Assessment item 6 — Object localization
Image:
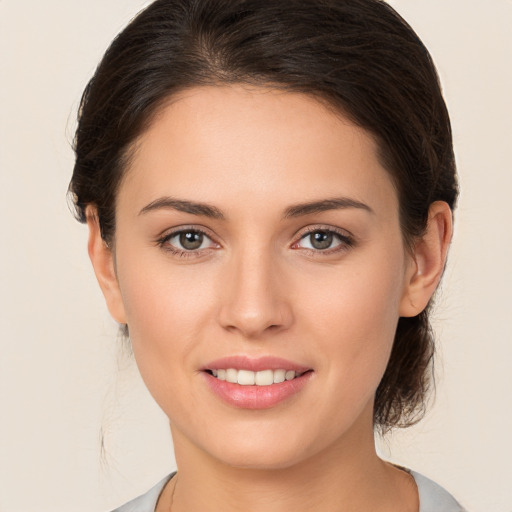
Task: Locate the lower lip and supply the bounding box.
[203,371,313,409]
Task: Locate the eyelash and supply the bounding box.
[292,226,355,256]
[156,225,355,258]
[156,227,218,258]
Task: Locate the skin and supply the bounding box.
[87,85,452,511]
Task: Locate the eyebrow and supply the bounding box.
[139,197,225,219]
[138,196,373,220]
[283,197,373,218]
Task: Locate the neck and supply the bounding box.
[162,411,418,512]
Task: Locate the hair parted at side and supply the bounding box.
[69,0,458,431]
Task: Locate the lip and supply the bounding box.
[203,355,310,373]
[201,356,313,409]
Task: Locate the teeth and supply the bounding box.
[237,370,255,385]
[255,369,273,386]
[226,368,238,383]
[211,368,300,385]
[285,370,296,381]
[273,369,286,383]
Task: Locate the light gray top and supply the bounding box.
[110,470,466,512]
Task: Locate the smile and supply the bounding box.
[208,368,304,386]
[202,357,313,409]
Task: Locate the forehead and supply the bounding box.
[120,85,398,218]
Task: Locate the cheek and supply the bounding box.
[118,244,217,328]
[113,231,407,443]
[298,248,406,402]
[114,252,219,395]
[301,249,404,341]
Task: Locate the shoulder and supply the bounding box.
[410,470,467,512]
[109,474,174,512]
[108,470,466,512]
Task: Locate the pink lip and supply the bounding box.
[203,355,310,373]
[201,356,313,410]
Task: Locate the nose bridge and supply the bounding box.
[218,240,292,337]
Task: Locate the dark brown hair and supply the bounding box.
[69,0,458,430]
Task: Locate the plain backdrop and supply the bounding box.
[1,1,511,511]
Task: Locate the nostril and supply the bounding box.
[217,286,294,337]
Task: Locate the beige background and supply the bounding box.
[1,1,511,511]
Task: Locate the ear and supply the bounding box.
[399,201,453,317]
[86,206,127,324]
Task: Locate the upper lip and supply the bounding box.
[203,355,311,373]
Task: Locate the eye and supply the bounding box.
[301,231,338,250]
[294,228,353,252]
[158,228,218,253]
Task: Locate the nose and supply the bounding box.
[217,246,293,339]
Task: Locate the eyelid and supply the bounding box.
[293,224,354,241]
[291,225,355,252]
[154,224,354,257]
[156,224,219,241]
[155,225,221,255]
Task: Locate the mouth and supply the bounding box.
[202,356,313,409]
[205,368,309,386]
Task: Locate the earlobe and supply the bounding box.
[399,201,453,317]
[86,207,127,324]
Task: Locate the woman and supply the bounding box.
[69,0,465,510]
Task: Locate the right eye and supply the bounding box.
[158,228,218,255]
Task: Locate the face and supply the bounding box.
[101,85,418,469]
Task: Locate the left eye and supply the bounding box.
[165,230,215,251]
[297,230,346,251]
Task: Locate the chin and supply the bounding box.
[214,447,309,471]
[199,426,324,471]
